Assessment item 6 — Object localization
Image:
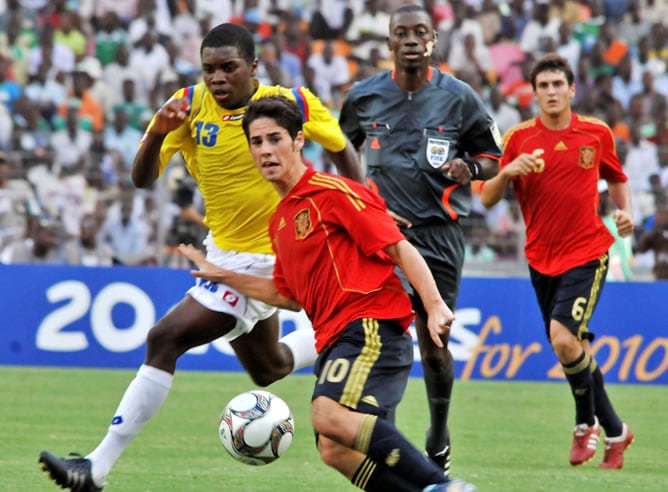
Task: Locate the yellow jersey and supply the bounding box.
[144,82,347,254]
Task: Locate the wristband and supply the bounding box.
[464,158,482,179]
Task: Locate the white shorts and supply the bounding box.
[187,234,278,342]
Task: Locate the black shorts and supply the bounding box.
[312,318,413,422]
[529,254,609,342]
[398,222,464,315]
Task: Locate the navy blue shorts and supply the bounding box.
[529,254,609,342]
[312,318,413,422]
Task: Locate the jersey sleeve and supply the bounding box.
[142,87,197,178]
[326,180,405,257]
[459,85,503,160]
[291,87,347,153]
[598,125,628,183]
[339,88,366,150]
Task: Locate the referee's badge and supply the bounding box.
[426,138,450,168]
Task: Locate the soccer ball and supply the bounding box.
[219,390,295,466]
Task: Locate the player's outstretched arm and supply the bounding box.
[480,151,540,208]
[324,138,365,184]
[177,244,302,311]
[383,240,454,348]
[132,97,190,188]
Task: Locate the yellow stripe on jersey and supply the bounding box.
[502,118,536,149]
[308,172,366,211]
[142,82,346,255]
[340,318,382,409]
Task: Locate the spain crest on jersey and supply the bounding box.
[579,146,595,169]
[294,209,313,239]
[426,138,450,168]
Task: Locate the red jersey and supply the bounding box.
[501,113,628,276]
[269,168,414,352]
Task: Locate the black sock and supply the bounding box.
[590,359,623,437]
[353,415,445,488]
[351,456,420,492]
[562,351,595,426]
[423,352,454,450]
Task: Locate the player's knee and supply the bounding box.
[316,438,341,468]
[311,398,345,440]
[146,321,178,352]
[246,366,287,387]
[421,347,451,371]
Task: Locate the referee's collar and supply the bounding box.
[391,65,434,82]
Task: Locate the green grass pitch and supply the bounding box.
[3,366,667,491]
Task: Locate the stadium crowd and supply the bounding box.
[0,0,667,279]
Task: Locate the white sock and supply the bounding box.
[87,364,173,485]
[279,329,317,371]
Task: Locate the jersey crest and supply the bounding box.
[294,209,313,239]
[426,138,450,168]
[579,146,595,169]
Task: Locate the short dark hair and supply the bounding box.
[530,54,575,89]
[200,23,255,63]
[242,96,303,140]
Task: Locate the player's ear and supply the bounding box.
[249,57,259,77]
[294,131,305,152]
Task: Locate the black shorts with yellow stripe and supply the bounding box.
[529,254,609,343]
[312,318,413,422]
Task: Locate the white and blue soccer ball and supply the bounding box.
[219,390,294,466]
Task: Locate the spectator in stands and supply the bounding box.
[24,62,67,124]
[346,0,391,63]
[308,0,354,40]
[618,1,651,47]
[0,54,23,113]
[256,37,294,87]
[2,213,60,264]
[75,211,113,266]
[94,11,128,67]
[307,40,350,108]
[115,78,151,132]
[104,106,144,172]
[51,100,93,174]
[612,54,642,111]
[487,82,521,136]
[0,9,35,86]
[28,26,75,78]
[278,12,311,67]
[14,99,53,169]
[624,122,660,226]
[98,188,153,266]
[103,43,148,106]
[464,215,497,263]
[635,192,668,280]
[520,1,560,57]
[499,0,529,42]
[448,31,493,86]
[556,21,581,75]
[77,56,115,116]
[0,152,42,261]
[476,0,502,46]
[128,29,171,103]
[53,9,87,61]
[58,65,105,132]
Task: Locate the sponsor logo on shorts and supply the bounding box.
[222,290,239,307]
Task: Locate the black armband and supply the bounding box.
[464,158,482,179]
